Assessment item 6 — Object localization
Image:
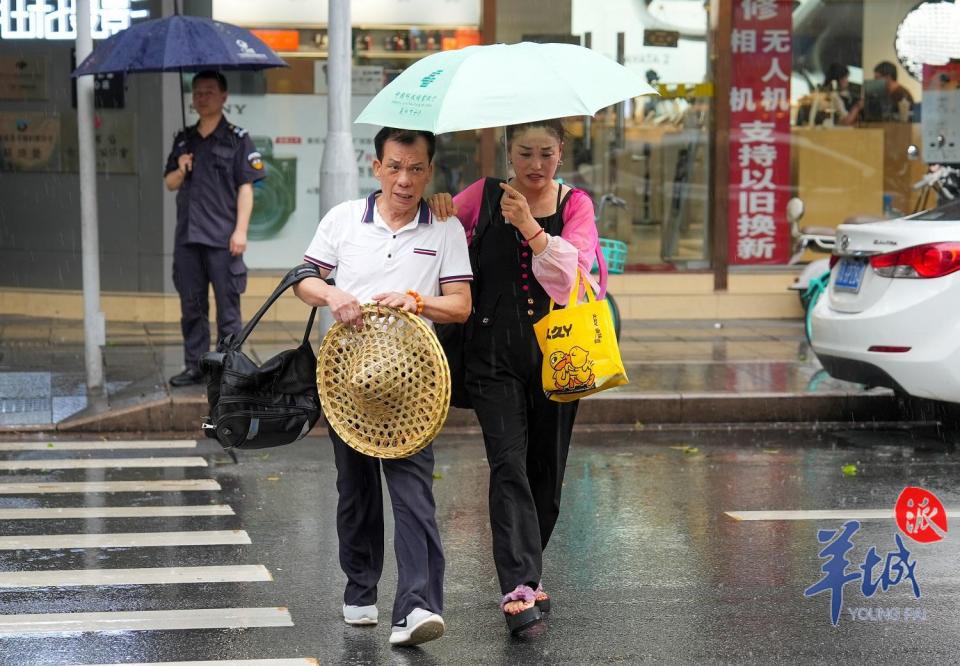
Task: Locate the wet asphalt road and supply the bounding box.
[0,425,959,665]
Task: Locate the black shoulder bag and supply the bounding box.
[200,263,325,449]
[435,177,504,409]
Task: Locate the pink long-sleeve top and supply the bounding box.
[452,179,599,305]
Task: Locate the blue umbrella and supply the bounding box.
[71,15,286,76]
[71,15,287,127]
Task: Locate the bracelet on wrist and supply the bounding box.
[524,227,545,243]
[405,289,425,315]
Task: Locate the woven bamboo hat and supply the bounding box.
[317,304,451,459]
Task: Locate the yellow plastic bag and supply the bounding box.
[533,269,628,402]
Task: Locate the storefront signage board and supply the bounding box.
[0,111,60,171]
[643,30,679,48]
[0,56,47,100]
[60,110,137,174]
[728,0,792,265]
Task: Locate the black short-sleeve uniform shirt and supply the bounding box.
[164,116,266,248]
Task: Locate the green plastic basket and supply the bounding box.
[594,238,627,274]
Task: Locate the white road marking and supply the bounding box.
[0,441,197,451]
[0,530,250,550]
[0,607,293,635]
[0,457,207,471]
[0,565,272,588]
[0,505,234,520]
[81,660,318,666]
[0,479,220,494]
[725,509,960,521]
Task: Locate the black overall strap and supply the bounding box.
[472,177,505,245]
[466,177,506,294]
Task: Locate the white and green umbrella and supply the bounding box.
[355,42,657,133]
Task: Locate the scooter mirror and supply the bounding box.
[907,144,920,161]
[786,197,805,224]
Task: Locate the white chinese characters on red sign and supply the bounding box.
[728,0,792,265]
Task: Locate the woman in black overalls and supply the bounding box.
[440,119,599,633]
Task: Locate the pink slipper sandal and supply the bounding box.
[534,583,551,614]
[500,584,542,634]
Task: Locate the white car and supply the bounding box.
[810,200,960,404]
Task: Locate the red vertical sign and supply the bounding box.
[728,0,792,265]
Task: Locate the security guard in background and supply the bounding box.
[164,70,265,386]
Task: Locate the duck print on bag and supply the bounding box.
[548,346,596,393]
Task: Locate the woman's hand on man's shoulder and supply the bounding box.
[427,193,458,221]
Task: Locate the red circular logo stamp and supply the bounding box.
[895,486,948,543]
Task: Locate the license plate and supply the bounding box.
[835,258,867,292]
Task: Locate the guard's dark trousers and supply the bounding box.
[466,323,578,595]
[329,427,444,625]
[173,243,245,369]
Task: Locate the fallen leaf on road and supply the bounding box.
[432,472,443,480]
[841,464,857,477]
[266,474,281,481]
[670,445,700,455]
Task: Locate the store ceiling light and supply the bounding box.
[895,0,960,80]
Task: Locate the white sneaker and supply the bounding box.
[343,604,378,626]
[388,608,445,646]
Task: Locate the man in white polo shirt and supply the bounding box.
[294,127,471,648]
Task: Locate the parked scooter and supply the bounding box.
[907,144,960,208]
[909,165,960,209]
[786,197,835,341]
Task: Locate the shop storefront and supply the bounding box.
[209,0,716,273]
[0,0,952,320]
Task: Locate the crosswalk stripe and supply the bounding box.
[85,661,319,666]
[0,606,293,635]
[0,441,197,451]
[0,479,220,494]
[0,530,250,550]
[725,509,960,521]
[0,505,234,520]
[0,565,272,588]
[0,457,208,471]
